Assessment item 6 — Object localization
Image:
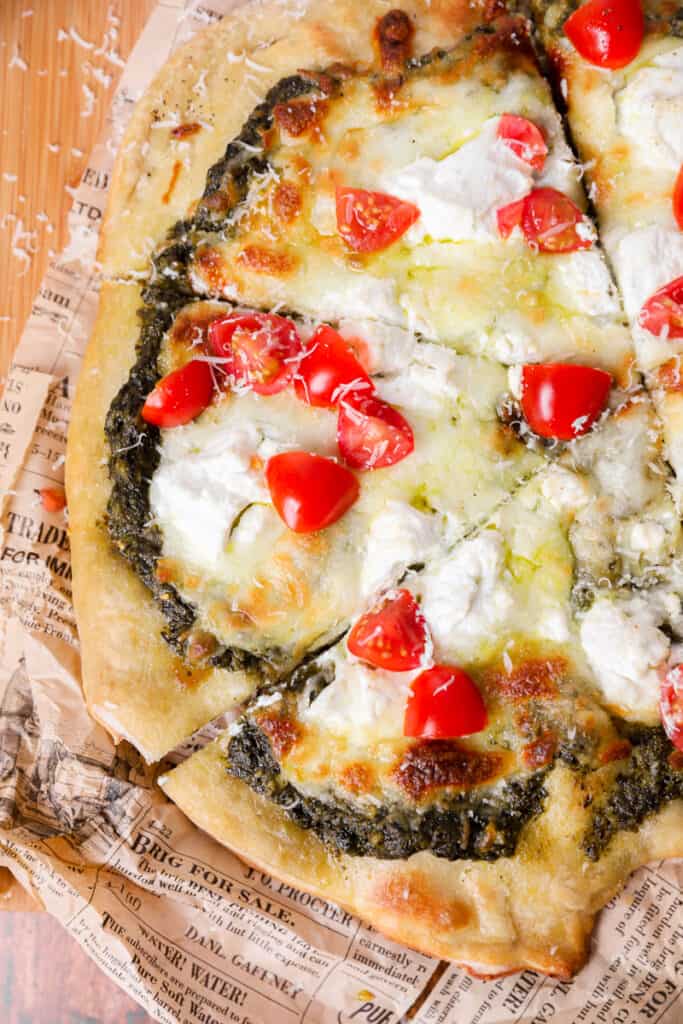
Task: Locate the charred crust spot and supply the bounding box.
[273,181,302,223]
[522,732,557,769]
[257,713,302,758]
[161,160,182,205]
[483,0,508,20]
[654,358,683,392]
[669,749,683,772]
[375,9,414,77]
[394,741,504,800]
[171,122,202,139]
[273,97,328,137]
[237,245,296,276]
[599,739,632,765]
[488,658,566,701]
[340,763,375,795]
[375,873,471,930]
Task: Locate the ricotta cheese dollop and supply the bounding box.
[579,594,670,719]
[611,224,683,322]
[617,46,683,171]
[362,501,443,598]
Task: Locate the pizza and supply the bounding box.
[66,0,683,978]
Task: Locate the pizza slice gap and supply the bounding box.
[529,0,683,487]
[159,389,683,977]
[171,13,634,383]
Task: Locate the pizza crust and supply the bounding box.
[66,282,254,761]
[160,734,683,977]
[100,0,494,278]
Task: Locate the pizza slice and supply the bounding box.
[160,389,683,976]
[168,13,634,380]
[530,0,683,484]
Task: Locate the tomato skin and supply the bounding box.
[265,452,359,533]
[142,360,214,428]
[638,276,683,340]
[294,325,373,408]
[674,165,683,231]
[497,196,526,239]
[347,589,428,671]
[521,363,611,440]
[565,0,644,70]
[404,664,488,739]
[660,664,683,752]
[336,187,420,253]
[337,393,414,470]
[521,187,593,253]
[207,312,301,395]
[497,115,548,171]
[39,488,66,513]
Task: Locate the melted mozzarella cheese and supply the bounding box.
[375,343,460,415]
[580,595,670,719]
[302,648,414,744]
[617,47,683,171]
[550,251,620,318]
[380,119,533,243]
[417,531,512,655]
[150,421,269,571]
[362,501,442,598]
[611,225,683,322]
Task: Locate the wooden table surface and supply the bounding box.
[0,4,160,1020]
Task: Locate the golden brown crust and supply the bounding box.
[66,283,254,761]
[99,0,493,277]
[161,736,683,977]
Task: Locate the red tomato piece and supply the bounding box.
[638,276,683,340]
[497,196,526,239]
[404,664,488,739]
[208,312,301,395]
[337,393,414,470]
[521,187,593,253]
[265,451,359,533]
[336,187,420,253]
[39,488,66,513]
[674,165,683,231]
[497,114,548,171]
[565,0,644,70]
[660,664,683,752]
[347,589,428,671]
[521,362,611,440]
[141,360,214,428]
[294,325,374,408]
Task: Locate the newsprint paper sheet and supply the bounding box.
[0,2,681,1022]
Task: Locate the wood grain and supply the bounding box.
[0,0,156,380]
[0,5,157,1018]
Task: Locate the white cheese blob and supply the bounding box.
[540,466,592,513]
[619,520,668,561]
[580,594,670,719]
[550,250,621,318]
[337,319,416,374]
[617,47,683,171]
[488,311,543,364]
[302,648,414,744]
[537,606,571,643]
[362,501,442,598]
[150,422,269,572]
[380,119,533,243]
[375,343,460,415]
[417,531,512,654]
[611,224,683,322]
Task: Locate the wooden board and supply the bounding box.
[0,0,156,379]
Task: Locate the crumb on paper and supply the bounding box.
[47,143,60,154]
[81,83,96,118]
[71,148,84,158]
[2,173,18,183]
[8,47,28,72]
[21,9,34,17]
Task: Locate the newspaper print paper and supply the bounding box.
[0,2,681,1022]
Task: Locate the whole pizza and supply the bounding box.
[66,0,683,978]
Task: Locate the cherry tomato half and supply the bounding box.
[638,276,683,340]
[565,0,644,70]
[520,362,611,440]
[265,451,359,533]
[674,165,683,232]
[337,393,414,470]
[660,664,683,752]
[521,187,593,253]
[497,196,526,239]
[404,664,488,739]
[294,325,374,408]
[336,187,420,253]
[208,312,302,395]
[497,114,548,172]
[348,589,428,671]
[142,360,214,428]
